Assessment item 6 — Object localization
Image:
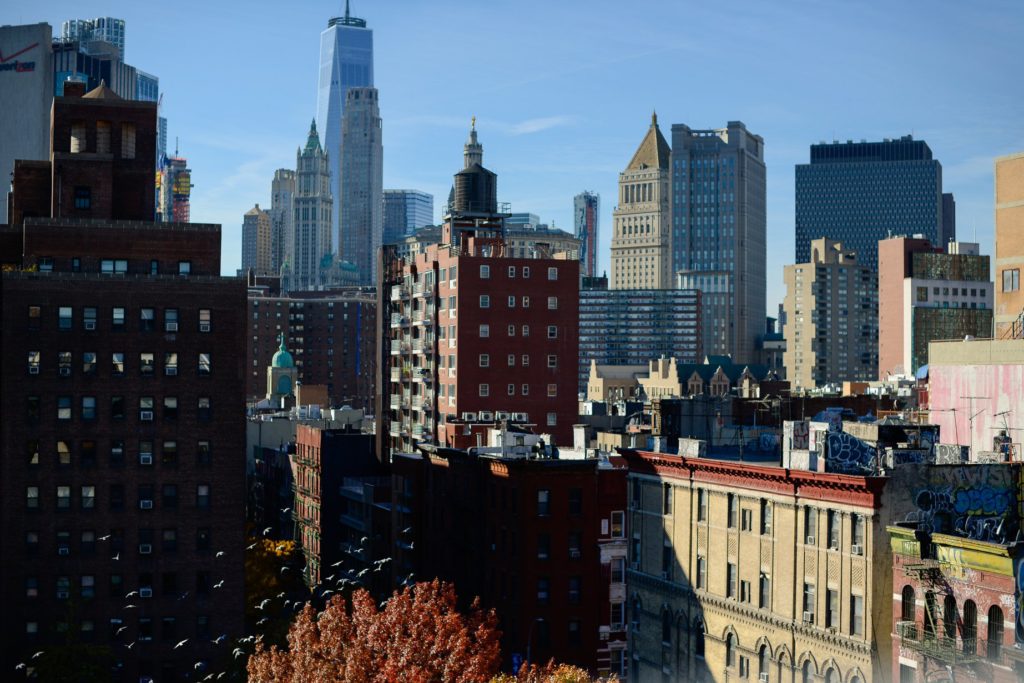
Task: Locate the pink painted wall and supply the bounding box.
[929,363,1024,452]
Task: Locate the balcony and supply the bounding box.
[390,368,401,382]
[389,394,401,410]
[896,621,979,665]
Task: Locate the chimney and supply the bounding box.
[63,81,87,98]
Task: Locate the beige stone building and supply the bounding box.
[638,356,773,401]
[242,203,273,275]
[611,114,672,289]
[586,361,647,402]
[622,450,893,683]
[783,238,877,391]
[995,151,1024,338]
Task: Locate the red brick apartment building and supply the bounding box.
[0,81,245,682]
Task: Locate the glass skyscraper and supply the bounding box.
[315,3,373,255]
[795,136,945,272]
[383,190,434,245]
[574,191,600,278]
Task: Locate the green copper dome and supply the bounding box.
[272,334,294,369]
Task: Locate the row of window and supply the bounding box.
[25,484,212,510]
[28,351,212,377]
[27,438,212,467]
[477,384,562,401]
[478,353,560,368]
[33,305,211,331]
[478,265,559,280]
[478,324,560,339]
[900,586,1005,658]
[36,257,193,276]
[26,613,218,643]
[535,576,584,605]
[36,395,213,422]
[24,527,216,558]
[478,295,559,310]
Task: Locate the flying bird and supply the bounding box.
[213,580,225,589]
[14,663,26,670]
[232,648,244,659]
[99,534,111,541]
[125,591,138,599]
[215,551,225,558]
[111,553,120,561]
[194,661,203,670]
[256,599,270,610]
[31,653,44,660]
[281,507,291,514]
[212,634,227,645]
[257,617,269,626]
[126,642,136,650]
[124,604,137,610]
[262,527,273,536]
[174,639,189,649]
[116,626,129,635]
[246,543,258,551]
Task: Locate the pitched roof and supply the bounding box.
[82,79,121,100]
[626,112,670,171]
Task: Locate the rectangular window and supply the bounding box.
[537,533,550,560]
[728,493,738,528]
[547,325,558,339]
[57,396,72,420]
[1003,268,1020,292]
[568,576,582,604]
[479,324,489,338]
[140,353,155,375]
[81,440,96,466]
[828,510,840,549]
[81,485,95,509]
[826,588,839,628]
[165,308,178,331]
[479,353,489,368]
[547,412,557,426]
[522,296,530,308]
[759,573,771,608]
[27,486,39,509]
[112,307,125,329]
[478,383,489,397]
[740,580,751,604]
[547,296,558,310]
[140,308,155,331]
[611,602,624,629]
[850,594,864,635]
[198,353,211,376]
[696,555,707,589]
[81,396,96,420]
[59,307,73,330]
[74,186,91,209]
[537,490,550,516]
[507,295,515,308]
[741,509,753,532]
[164,352,178,375]
[122,123,136,158]
[199,309,211,332]
[852,515,865,553]
[196,484,210,509]
[805,507,817,545]
[697,489,707,521]
[479,264,490,279]
[507,324,515,336]
[27,351,41,374]
[547,355,557,368]
[547,383,557,397]
[508,266,516,278]
[537,578,550,605]
[82,351,97,375]
[83,307,96,330]
[522,325,530,336]
[178,261,191,275]
[111,352,124,375]
[57,486,71,509]
[727,562,737,598]
[523,266,531,278]
[507,383,515,396]
[162,441,178,466]
[197,441,211,465]
[479,294,490,308]
[803,583,815,621]
[611,558,625,583]
[521,383,529,395]
[548,267,558,280]
[761,499,772,534]
[611,511,624,537]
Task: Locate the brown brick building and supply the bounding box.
[246,288,376,411]
[0,81,245,682]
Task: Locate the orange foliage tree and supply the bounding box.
[491,661,615,683]
[245,537,304,620]
[247,579,502,682]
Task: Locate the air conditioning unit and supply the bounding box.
[138,544,152,555]
[461,412,477,421]
[851,544,863,556]
[165,367,177,376]
[199,322,211,332]
[59,367,71,376]
[760,673,770,683]
[57,591,70,599]
[139,454,153,465]
[479,411,494,421]
[803,611,814,624]
[139,588,153,598]
[28,366,39,375]
[496,411,510,420]
[599,631,610,641]
[165,323,178,332]
[512,412,528,421]
[805,536,815,545]
[140,411,153,421]
[58,546,70,556]
[84,320,96,330]
[140,500,153,510]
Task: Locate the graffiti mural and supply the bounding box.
[934,443,968,465]
[904,465,1020,544]
[1017,557,1024,645]
[824,431,877,474]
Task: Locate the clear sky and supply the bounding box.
[16,0,1024,312]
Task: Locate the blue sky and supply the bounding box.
[17,0,1024,311]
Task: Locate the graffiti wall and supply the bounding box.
[1017,557,1024,645]
[934,443,969,465]
[897,464,1022,545]
[824,431,877,474]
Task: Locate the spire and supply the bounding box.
[304,119,322,153]
[626,113,670,170]
[652,110,658,126]
[345,0,350,21]
[463,117,483,169]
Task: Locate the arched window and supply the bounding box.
[851,677,862,683]
[801,661,813,683]
[758,644,769,676]
[962,600,977,654]
[661,608,671,645]
[694,619,705,658]
[988,605,1004,659]
[824,668,839,683]
[943,595,957,640]
[726,633,736,668]
[901,585,916,623]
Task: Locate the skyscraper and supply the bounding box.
[795,136,945,272]
[340,87,383,285]
[610,113,672,289]
[383,189,434,245]
[60,17,126,58]
[242,204,272,275]
[315,1,373,254]
[672,120,766,364]
[270,169,296,275]
[289,121,333,290]
[574,191,600,278]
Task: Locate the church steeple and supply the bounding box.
[463,116,483,169]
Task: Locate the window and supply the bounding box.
[27,439,40,466]
[851,594,864,635]
[521,383,529,395]
[759,573,771,609]
[140,308,155,331]
[479,264,490,279]
[728,493,738,528]
[537,533,550,560]
[611,511,624,537]
[74,186,91,209]
[81,440,96,467]
[196,484,210,509]
[547,296,558,310]
[547,412,557,426]
[165,308,178,331]
[507,266,515,278]
[57,576,71,599]
[569,488,583,515]
[805,507,817,544]
[548,267,558,280]
[27,351,41,374]
[611,558,625,583]
[197,441,212,465]
[162,441,178,466]
[523,266,531,278]
[165,352,178,375]
[110,484,124,510]
[696,555,707,589]
[140,353,155,375]
[479,295,490,308]
[507,324,515,336]
[26,577,39,598]
[569,576,582,604]
[741,509,753,532]
[122,122,136,158]
[199,309,211,332]
[101,260,128,274]
[140,396,154,420]
[803,583,815,621]
[112,352,124,375]
[198,397,211,421]
[57,396,72,420]
[112,307,125,330]
[57,486,71,509]
[522,296,530,308]
[82,351,97,375]
[697,489,707,521]
[537,490,550,516]
[611,602,624,629]
[852,514,864,552]
[27,486,39,509]
[507,295,516,308]
[198,353,211,376]
[479,353,490,368]
[478,383,489,397]
[81,529,96,554]
[522,325,530,337]
[196,527,212,553]
[758,645,770,679]
[81,485,95,509]
[547,354,557,368]
[81,575,95,599]
[943,594,957,640]
[827,510,840,549]
[826,589,838,628]
[537,578,550,605]
[963,600,977,654]
[740,579,751,603]
[479,324,489,338]
[57,440,71,465]
[150,259,159,275]
[178,261,191,275]
[163,528,178,553]
[1003,269,1020,292]
[81,396,96,420]
[28,305,41,329]
[987,605,1003,659]
[726,633,736,668]
[547,383,557,397]
[727,563,737,598]
[59,306,73,330]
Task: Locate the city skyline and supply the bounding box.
[18,0,1024,311]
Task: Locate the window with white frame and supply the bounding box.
[479,384,489,397]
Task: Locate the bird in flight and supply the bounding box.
[213,580,225,589]
[31,652,44,660]
[174,639,189,649]
[215,551,225,558]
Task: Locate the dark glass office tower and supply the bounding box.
[795,136,945,271]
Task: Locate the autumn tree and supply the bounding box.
[491,661,614,683]
[245,537,305,620]
[248,579,502,682]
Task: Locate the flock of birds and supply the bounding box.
[14,515,418,680]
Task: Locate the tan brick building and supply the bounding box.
[622,450,892,683]
[783,238,877,390]
[611,114,672,289]
[995,151,1024,337]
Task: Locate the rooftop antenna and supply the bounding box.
[345,0,350,21]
